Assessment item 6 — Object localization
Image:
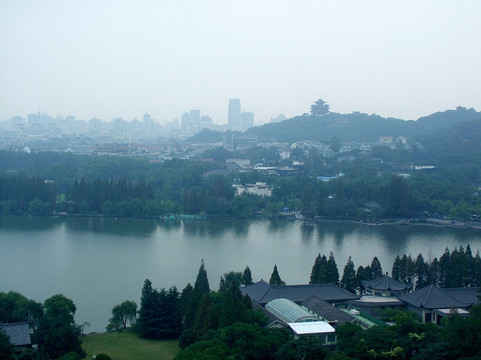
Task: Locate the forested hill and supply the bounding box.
[244,106,481,143]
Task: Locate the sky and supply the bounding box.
[1,1,481,124]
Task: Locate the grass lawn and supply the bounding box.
[81,329,179,360]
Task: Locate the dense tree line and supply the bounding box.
[0,173,56,215]
[391,245,481,289]
[309,246,481,295]
[1,132,481,219]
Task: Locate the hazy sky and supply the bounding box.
[1,1,480,124]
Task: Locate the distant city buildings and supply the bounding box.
[228,98,255,132]
[181,110,215,136]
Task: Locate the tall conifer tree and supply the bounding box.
[341,256,357,293]
[327,252,339,285]
[243,266,253,286]
[194,260,210,297]
[371,257,383,279]
[269,265,285,285]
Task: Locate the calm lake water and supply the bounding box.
[1,215,481,332]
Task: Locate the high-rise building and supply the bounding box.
[228,98,241,131]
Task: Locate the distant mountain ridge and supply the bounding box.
[187,107,481,144]
[246,107,481,143]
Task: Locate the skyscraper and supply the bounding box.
[228,98,241,131]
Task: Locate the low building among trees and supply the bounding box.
[0,322,31,354]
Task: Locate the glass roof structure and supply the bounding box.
[265,298,319,324]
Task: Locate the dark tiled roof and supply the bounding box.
[443,287,480,305]
[241,281,360,305]
[241,280,271,301]
[399,285,472,309]
[301,296,355,326]
[362,276,412,292]
[0,322,31,347]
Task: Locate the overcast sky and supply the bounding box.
[1,1,480,124]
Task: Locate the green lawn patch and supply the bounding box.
[82,329,179,360]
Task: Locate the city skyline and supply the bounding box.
[1,2,481,123]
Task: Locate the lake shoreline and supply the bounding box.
[2,212,481,231]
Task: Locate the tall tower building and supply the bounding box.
[228,98,241,131]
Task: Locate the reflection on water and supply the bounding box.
[267,218,291,233]
[300,223,315,242]
[0,215,63,232]
[64,217,159,237]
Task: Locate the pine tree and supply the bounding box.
[405,255,416,283]
[341,256,357,293]
[392,255,401,280]
[371,257,383,279]
[439,248,451,287]
[138,279,159,338]
[194,260,210,298]
[327,252,339,285]
[162,286,182,339]
[465,245,475,286]
[243,266,253,286]
[427,257,441,286]
[179,283,196,329]
[414,253,429,289]
[474,251,481,287]
[399,254,408,282]
[219,285,245,328]
[193,294,219,339]
[310,254,321,284]
[269,265,286,285]
[318,255,329,283]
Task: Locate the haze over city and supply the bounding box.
[1,1,481,124]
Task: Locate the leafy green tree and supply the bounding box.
[341,256,357,293]
[242,266,253,286]
[37,294,85,360]
[221,271,243,290]
[440,305,481,359]
[275,335,328,360]
[106,300,137,331]
[0,291,30,323]
[0,329,14,360]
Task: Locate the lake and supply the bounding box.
[1,215,481,332]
